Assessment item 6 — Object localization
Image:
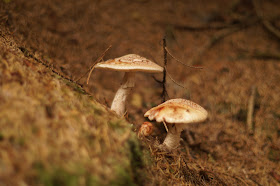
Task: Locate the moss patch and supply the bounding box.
[0,35,146,186]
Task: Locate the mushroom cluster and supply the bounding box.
[94,54,207,151]
[144,98,208,150]
[94,54,163,116]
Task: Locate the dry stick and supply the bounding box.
[160,38,188,102]
[252,0,280,40]
[161,37,168,103]
[75,45,112,83]
[247,86,256,134]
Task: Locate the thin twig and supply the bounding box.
[166,69,186,88]
[152,75,163,84]
[165,47,203,69]
[247,86,256,134]
[252,0,280,40]
[75,45,112,83]
[162,120,169,132]
[86,45,112,84]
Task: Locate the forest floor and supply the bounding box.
[0,0,280,185]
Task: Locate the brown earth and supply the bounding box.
[1,0,280,185]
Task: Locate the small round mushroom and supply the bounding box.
[138,121,154,137]
[144,98,208,150]
[94,54,163,116]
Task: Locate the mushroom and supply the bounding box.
[138,121,154,137]
[94,54,163,116]
[144,98,208,150]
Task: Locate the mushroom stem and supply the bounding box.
[111,72,135,116]
[162,124,184,150]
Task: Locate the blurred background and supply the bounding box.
[1,0,280,185]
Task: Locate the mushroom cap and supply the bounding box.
[144,99,208,124]
[94,54,163,73]
[138,122,154,137]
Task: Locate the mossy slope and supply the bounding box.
[0,33,143,186]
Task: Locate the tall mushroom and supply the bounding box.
[94,54,163,116]
[144,98,208,150]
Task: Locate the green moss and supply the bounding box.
[85,175,101,186]
[64,80,86,95]
[8,136,26,147]
[108,119,128,135]
[107,135,147,186]
[128,137,143,170]
[40,169,79,186]
[142,149,152,167]
[91,105,105,116]
[16,137,26,147]
[0,43,150,186]
[3,0,12,3]
[82,130,96,147]
[0,133,4,141]
[127,137,147,185]
[52,74,62,80]
[108,119,123,128]
[33,162,94,186]
[110,165,135,186]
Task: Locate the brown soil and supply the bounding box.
[1,0,280,185]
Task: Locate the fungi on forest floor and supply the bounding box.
[144,98,208,151]
[94,54,163,116]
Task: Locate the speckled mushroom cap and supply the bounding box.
[144,99,208,124]
[94,54,163,73]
